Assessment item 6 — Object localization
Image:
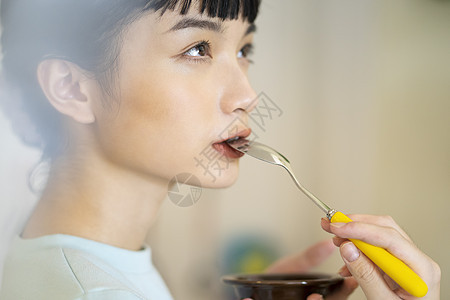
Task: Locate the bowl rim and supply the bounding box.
[221,272,344,287]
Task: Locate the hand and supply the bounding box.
[264,240,358,300]
[321,215,441,299]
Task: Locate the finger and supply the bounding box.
[394,287,416,299]
[321,217,332,234]
[306,294,322,300]
[332,220,441,298]
[329,221,423,270]
[338,265,351,277]
[324,219,351,248]
[383,273,399,290]
[265,240,335,273]
[324,214,411,243]
[339,242,397,299]
[344,214,412,242]
[306,294,323,300]
[332,236,347,247]
[325,277,359,300]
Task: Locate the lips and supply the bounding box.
[212,128,251,159]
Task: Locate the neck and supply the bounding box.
[22,151,169,251]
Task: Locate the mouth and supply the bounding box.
[212,128,251,159]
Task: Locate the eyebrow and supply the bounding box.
[167,17,257,36]
[245,23,257,36]
[168,18,224,33]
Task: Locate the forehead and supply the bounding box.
[151,8,255,37]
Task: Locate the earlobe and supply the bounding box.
[37,59,96,124]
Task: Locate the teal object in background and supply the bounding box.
[222,234,278,274]
[221,233,279,299]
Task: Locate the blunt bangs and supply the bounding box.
[147,0,260,23]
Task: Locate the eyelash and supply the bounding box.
[182,40,212,64]
[238,44,254,63]
[182,41,255,64]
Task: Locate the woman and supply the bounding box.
[0,0,440,299]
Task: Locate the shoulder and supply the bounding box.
[1,247,144,300]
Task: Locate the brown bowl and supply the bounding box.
[222,273,344,300]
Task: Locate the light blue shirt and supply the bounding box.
[0,234,174,300]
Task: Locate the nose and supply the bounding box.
[220,64,258,114]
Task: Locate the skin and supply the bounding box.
[22,8,257,250]
[320,215,441,300]
[18,3,440,300]
[255,216,441,300]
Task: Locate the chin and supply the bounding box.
[194,161,240,189]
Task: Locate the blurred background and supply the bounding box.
[1,0,449,299]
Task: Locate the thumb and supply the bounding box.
[339,242,396,299]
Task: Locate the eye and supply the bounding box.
[184,40,212,58]
[237,43,254,59]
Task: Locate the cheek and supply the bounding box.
[132,69,221,135]
[93,70,220,170]
[121,63,218,124]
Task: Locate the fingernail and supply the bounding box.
[341,242,360,262]
[330,222,346,228]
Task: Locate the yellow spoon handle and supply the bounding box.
[330,211,428,298]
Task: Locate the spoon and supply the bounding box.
[227,138,428,298]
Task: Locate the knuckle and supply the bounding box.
[332,236,344,247]
[385,227,400,241]
[381,215,396,226]
[345,221,358,231]
[382,224,405,246]
[430,260,441,281]
[353,262,378,283]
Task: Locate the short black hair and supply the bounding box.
[150,0,260,22]
[0,0,261,158]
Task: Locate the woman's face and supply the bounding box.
[91,8,257,188]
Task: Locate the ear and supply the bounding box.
[37,59,96,124]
